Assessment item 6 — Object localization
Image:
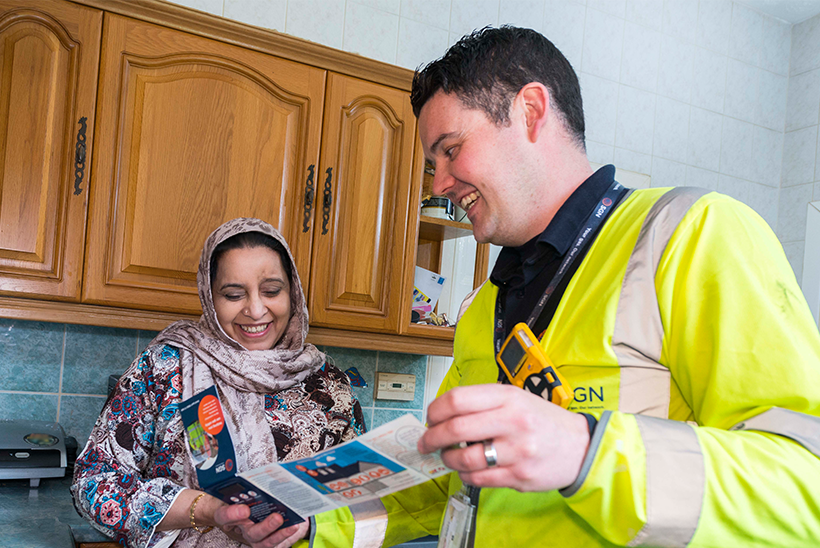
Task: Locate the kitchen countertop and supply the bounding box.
[0,475,438,547]
[0,475,110,547]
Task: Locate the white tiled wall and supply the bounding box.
[802,202,820,326]
[783,12,820,281]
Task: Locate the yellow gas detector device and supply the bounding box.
[496,322,573,408]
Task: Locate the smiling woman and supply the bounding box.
[71,218,366,548]
[210,232,293,351]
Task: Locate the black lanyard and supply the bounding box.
[493,181,627,355]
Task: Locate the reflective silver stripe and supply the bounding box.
[630,415,704,548]
[350,499,388,548]
[619,367,672,418]
[731,407,820,458]
[613,187,710,418]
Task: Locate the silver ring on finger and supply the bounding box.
[483,440,498,468]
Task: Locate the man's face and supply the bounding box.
[419,91,539,247]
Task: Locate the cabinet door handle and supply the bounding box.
[74,116,88,196]
[302,164,315,233]
[321,167,333,235]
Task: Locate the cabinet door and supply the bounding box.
[0,0,101,300]
[83,14,325,313]
[309,73,416,333]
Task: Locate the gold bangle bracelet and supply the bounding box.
[189,492,214,534]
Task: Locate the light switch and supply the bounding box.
[374,372,416,401]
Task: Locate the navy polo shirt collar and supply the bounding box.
[490,164,617,289]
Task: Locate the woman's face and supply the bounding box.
[211,245,292,350]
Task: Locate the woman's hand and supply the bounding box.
[213,504,309,547]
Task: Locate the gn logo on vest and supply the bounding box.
[569,386,607,413]
[562,366,620,413]
[573,386,604,404]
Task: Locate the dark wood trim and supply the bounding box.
[69,0,415,90]
[474,243,490,289]
[418,216,475,241]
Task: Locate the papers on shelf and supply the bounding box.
[413,266,446,319]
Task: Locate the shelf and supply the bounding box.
[309,326,454,355]
[404,321,456,340]
[418,215,473,241]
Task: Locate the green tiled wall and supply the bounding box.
[0,319,159,444]
[321,347,427,430]
[0,319,428,445]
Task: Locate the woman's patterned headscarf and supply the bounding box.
[152,218,325,478]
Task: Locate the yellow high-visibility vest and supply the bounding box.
[310,188,820,548]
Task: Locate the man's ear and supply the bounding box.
[518,83,550,142]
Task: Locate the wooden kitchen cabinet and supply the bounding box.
[0,0,458,354]
[81,14,326,314]
[82,15,419,328]
[0,0,101,300]
[307,73,417,333]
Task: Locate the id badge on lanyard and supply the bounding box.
[438,181,626,548]
[437,485,475,548]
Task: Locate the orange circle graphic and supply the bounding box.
[198,395,225,435]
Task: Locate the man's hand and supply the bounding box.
[418,384,590,492]
[213,504,309,547]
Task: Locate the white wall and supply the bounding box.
[802,201,820,326]
[570,0,788,245]
[781,13,820,281]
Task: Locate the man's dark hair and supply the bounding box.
[410,26,585,148]
[210,231,293,286]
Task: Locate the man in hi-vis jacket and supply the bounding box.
[306,26,820,548]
